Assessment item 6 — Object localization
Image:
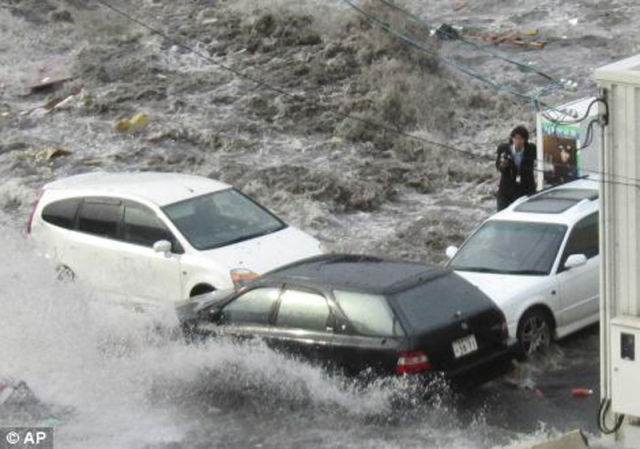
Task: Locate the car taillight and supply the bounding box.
[492,316,509,340]
[26,189,44,235]
[394,350,432,375]
[501,319,509,340]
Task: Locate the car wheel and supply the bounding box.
[517,309,552,357]
[56,265,75,282]
[190,284,215,297]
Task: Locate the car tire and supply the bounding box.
[56,265,75,282]
[516,309,552,358]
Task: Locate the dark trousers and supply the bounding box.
[497,194,514,211]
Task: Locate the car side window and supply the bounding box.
[223,288,280,326]
[123,205,182,252]
[333,290,403,337]
[41,198,81,229]
[77,200,121,238]
[276,289,330,332]
[560,212,599,270]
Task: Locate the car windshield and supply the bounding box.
[450,220,567,275]
[163,189,286,250]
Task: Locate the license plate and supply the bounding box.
[452,334,478,358]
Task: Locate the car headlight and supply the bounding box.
[230,268,261,288]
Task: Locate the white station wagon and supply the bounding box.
[446,178,599,355]
[28,172,324,305]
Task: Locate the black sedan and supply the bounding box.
[178,255,515,383]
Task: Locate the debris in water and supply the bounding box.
[42,147,72,160]
[435,24,460,41]
[43,93,78,111]
[528,429,589,449]
[570,387,593,398]
[27,56,74,94]
[466,28,547,49]
[0,377,38,405]
[115,112,150,132]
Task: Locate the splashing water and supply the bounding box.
[0,230,570,449]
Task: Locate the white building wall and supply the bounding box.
[595,54,640,445]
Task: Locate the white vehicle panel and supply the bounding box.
[29,172,324,306]
[201,226,323,275]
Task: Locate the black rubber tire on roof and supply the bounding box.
[516,308,552,358]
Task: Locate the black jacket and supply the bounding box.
[496,142,536,204]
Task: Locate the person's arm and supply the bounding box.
[496,144,510,172]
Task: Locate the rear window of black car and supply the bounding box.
[42,198,81,229]
[390,273,490,334]
[334,290,404,337]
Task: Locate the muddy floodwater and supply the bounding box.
[1,0,639,447]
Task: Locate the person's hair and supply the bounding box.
[509,125,529,143]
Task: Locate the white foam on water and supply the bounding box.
[0,230,513,449]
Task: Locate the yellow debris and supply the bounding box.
[115,118,131,131]
[115,112,150,132]
[130,112,150,129]
[43,147,72,160]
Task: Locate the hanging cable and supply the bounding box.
[340,0,580,118]
[92,0,520,163]
[374,0,563,86]
[598,398,625,434]
[91,0,640,190]
[542,97,609,125]
[341,0,558,102]
[341,0,595,120]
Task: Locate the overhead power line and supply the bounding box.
[92,0,495,159]
[91,0,640,190]
[341,0,552,102]
[374,0,562,85]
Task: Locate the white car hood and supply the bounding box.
[200,226,322,274]
[453,271,545,308]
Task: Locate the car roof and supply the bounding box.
[263,254,447,294]
[43,172,231,206]
[490,178,599,225]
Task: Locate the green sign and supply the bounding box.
[541,118,581,139]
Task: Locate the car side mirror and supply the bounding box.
[564,254,587,270]
[153,240,172,255]
[445,246,458,259]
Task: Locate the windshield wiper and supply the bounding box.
[454,266,547,275]
[207,226,284,249]
[452,266,507,273]
[503,269,546,275]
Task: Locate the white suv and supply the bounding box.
[446,178,599,355]
[28,172,323,306]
